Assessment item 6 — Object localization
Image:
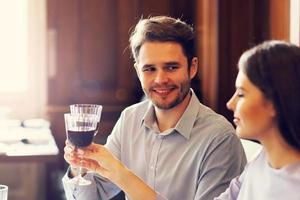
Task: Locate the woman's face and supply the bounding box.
[227,70,276,140]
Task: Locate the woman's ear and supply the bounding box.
[266,100,277,118]
[270,104,277,118]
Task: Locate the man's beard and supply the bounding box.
[143,80,191,110]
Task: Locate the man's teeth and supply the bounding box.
[155,88,172,94]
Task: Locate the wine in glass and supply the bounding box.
[64,113,98,185]
[70,104,102,134]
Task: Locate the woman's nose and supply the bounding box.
[226,95,236,111]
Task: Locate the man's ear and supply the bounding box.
[189,57,198,79]
[134,63,140,79]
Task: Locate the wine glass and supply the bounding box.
[64,113,98,185]
[70,104,102,134]
[69,104,103,183]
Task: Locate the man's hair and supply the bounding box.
[238,40,300,150]
[129,16,195,68]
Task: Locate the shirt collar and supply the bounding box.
[141,102,156,129]
[141,89,199,140]
[174,89,199,139]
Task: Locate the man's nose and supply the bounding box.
[154,70,168,83]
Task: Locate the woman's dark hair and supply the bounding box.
[129,16,195,69]
[238,40,300,150]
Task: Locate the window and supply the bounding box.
[0,1,28,92]
[290,0,300,45]
[0,0,46,119]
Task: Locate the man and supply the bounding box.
[63,16,246,200]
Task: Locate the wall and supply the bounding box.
[196,0,290,120]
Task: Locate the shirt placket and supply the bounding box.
[148,134,164,189]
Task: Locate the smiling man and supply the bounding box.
[62,16,246,200]
[136,41,196,110]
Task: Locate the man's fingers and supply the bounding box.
[64,145,74,154]
[77,144,104,160]
[80,159,109,178]
[64,153,81,168]
[80,158,97,169]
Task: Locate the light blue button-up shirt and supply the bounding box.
[63,90,246,200]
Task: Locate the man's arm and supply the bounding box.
[62,116,126,200]
[74,143,165,200]
[62,168,123,200]
[194,132,246,200]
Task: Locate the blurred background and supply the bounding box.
[0,0,298,199]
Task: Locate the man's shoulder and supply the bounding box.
[121,100,150,117]
[197,103,233,126]
[193,103,235,138]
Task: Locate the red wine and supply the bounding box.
[68,130,96,147]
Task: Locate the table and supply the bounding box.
[0,127,58,160]
[0,126,59,200]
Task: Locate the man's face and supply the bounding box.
[135,41,197,110]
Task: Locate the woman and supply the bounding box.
[215,40,300,200]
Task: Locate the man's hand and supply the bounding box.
[76,143,125,182]
[64,140,157,200]
[63,140,84,178]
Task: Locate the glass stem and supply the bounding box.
[78,153,84,177]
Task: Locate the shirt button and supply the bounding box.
[157,135,164,139]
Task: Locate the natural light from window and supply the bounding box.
[0,0,46,119]
[0,1,28,92]
[290,0,300,45]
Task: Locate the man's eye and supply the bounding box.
[166,66,178,71]
[142,67,155,72]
